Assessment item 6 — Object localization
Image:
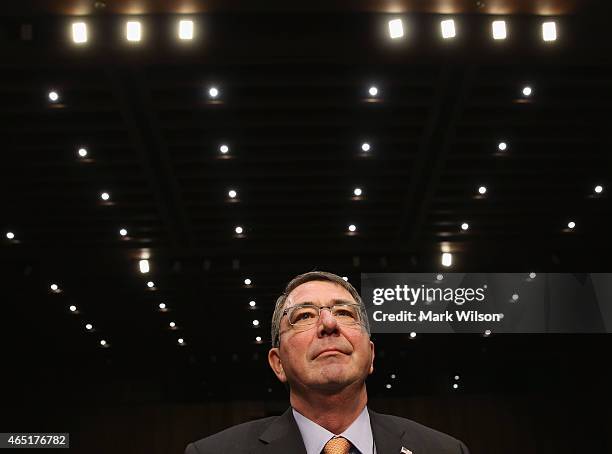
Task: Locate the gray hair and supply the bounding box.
[270,271,371,348]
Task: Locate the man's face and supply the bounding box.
[268,280,374,393]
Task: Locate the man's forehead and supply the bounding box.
[285,280,355,307]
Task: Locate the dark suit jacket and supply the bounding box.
[185,407,470,454]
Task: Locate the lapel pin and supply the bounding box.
[400,448,413,454]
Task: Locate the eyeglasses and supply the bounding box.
[282,303,365,332]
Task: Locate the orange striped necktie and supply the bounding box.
[323,436,352,454]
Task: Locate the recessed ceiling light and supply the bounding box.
[244,278,252,285]
[252,319,260,326]
[219,144,229,154]
[529,272,537,279]
[100,339,107,346]
[461,222,469,231]
[139,259,150,274]
[386,383,392,389]
[522,86,533,97]
[453,383,459,389]
[492,20,507,40]
[594,185,603,194]
[208,87,219,98]
[72,22,88,44]
[542,21,557,42]
[388,18,404,39]
[361,142,371,152]
[100,192,110,201]
[567,221,576,229]
[454,375,460,380]
[147,281,155,288]
[119,228,128,237]
[178,20,194,40]
[77,147,88,157]
[368,86,378,97]
[348,224,357,232]
[158,302,166,310]
[478,186,487,195]
[177,338,184,344]
[409,332,417,339]
[85,323,93,330]
[126,21,142,42]
[6,232,15,240]
[228,189,237,198]
[498,142,507,151]
[342,276,349,281]
[255,336,262,342]
[235,226,243,235]
[50,284,59,291]
[441,252,453,267]
[69,305,77,312]
[353,187,363,196]
[48,91,59,102]
[249,300,256,307]
[441,19,456,39]
[169,321,176,328]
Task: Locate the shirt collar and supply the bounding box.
[292,406,374,454]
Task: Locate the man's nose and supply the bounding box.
[318,307,339,334]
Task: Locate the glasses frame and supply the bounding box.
[281,302,365,330]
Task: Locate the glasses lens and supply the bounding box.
[332,304,360,324]
[289,305,319,326]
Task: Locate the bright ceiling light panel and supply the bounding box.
[441,252,453,267]
[492,20,507,40]
[126,21,142,42]
[388,19,404,39]
[178,20,194,40]
[441,20,456,39]
[542,21,557,42]
[72,22,88,44]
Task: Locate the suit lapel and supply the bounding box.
[252,408,307,454]
[369,409,423,454]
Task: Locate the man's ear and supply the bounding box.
[268,347,287,383]
[368,340,375,375]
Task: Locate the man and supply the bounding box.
[185,271,470,454]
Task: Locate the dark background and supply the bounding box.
[1,1,611,453]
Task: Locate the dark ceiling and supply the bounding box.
[1,1,611,406]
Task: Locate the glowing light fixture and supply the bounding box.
[139,259,150,274]
[208,87,219,98]
[388,19,404,39]
[219,144,229,154]
[72,22,87,44]
[244,278,252,286]
[522,86,533,97]
[100,192,110,201]
[542,21,557,42]
[6,232,15,240]
[567,221,576,229]
[594,185,603,194]
[348,224,357,233]
[126,21,142,42]
[368,86,378,97]
[461,222,469,231]
[498,142,507,151]
[441,252,453,267]
[478,186,487,195]
[361,142,371,152]
[235,226,243,235]
[441,19,456,39]
[78,147,88,157]
[119,228,128,237]
[492,20,507,40]
[228,189,237,198]
[178,20,194,40]
[249,300,256,307]
[353,187,362,196]
[147,281,155,288]
[252,319,260,326]
[48,91,59,102]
